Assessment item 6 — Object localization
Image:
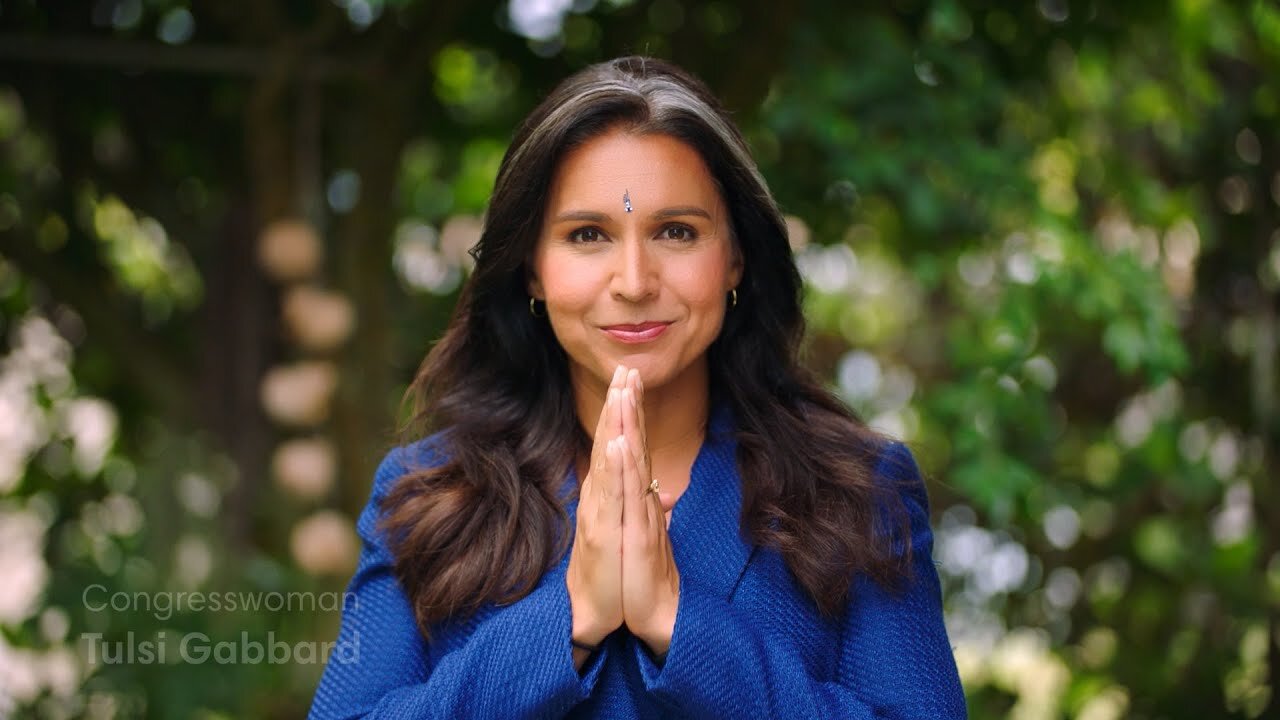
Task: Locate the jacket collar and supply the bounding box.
[666,401,754,600]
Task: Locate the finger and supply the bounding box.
[589,369,625,476]
[631,368,645,424]
[619,435,646,532]
[609,384,623,453]
[611,367,626,436]
[651,490,672,554]
[585,389,614,508]
[643,472,659,531]
[630,370,650,477]
[597,368,626,445]
[604,383,626,460]
[621,386,645,480]
[597,437,623,527]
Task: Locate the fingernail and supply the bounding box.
[625,388,635,408]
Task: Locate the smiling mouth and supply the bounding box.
[600,322,672,343]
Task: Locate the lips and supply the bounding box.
[604,322,668,332]
[601,321,672,344]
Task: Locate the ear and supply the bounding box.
[727,244,744,290]
[525,264,545,300]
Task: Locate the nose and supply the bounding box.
[611,235,658,302]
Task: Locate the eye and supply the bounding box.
[661,224,697,242]
[568,227,604,243]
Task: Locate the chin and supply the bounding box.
[615,352,696,389]
[591,353,658,382]
[605,353,656,375]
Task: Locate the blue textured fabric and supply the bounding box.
[309,405,967,719]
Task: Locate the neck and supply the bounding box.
[571,358,710,463]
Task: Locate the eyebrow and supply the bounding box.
[550,206,713,224]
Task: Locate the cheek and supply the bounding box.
[537,256,602,325]
[673,252,733,310]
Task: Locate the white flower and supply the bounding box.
[282,286,356,352]
[257,219,322,282]
[291,511,358,576]
[0,510,49,625]
[259,362,338,427]
[272,437,337,501]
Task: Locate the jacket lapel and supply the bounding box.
[666,402,755,602]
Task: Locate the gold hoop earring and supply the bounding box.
[529,297,545,317]
[730,288,738,309]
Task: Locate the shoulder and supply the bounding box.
[804,406,929,514]
[863,439,933,555]
[359,431,453,540]
[798,421,935,560]
[870,440,927,505]
[789,399,921,486]
[370,431,452,498]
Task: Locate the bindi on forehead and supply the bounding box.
[548,205,715,225]
[544,132,726,221]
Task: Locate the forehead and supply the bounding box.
[546,130,722,209]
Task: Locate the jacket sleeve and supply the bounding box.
[308,445,610,720]
[630,441,967,719]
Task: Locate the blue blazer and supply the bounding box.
[309,405,966,718]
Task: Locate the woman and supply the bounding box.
[309,56,965,719]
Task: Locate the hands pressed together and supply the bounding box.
[565,365,680,662]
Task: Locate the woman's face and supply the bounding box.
[529,129,743,395]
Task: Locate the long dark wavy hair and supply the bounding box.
[381,56,912,640]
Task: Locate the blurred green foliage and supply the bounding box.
[0,0,1276,717]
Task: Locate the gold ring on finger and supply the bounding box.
[647,477,660,495]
